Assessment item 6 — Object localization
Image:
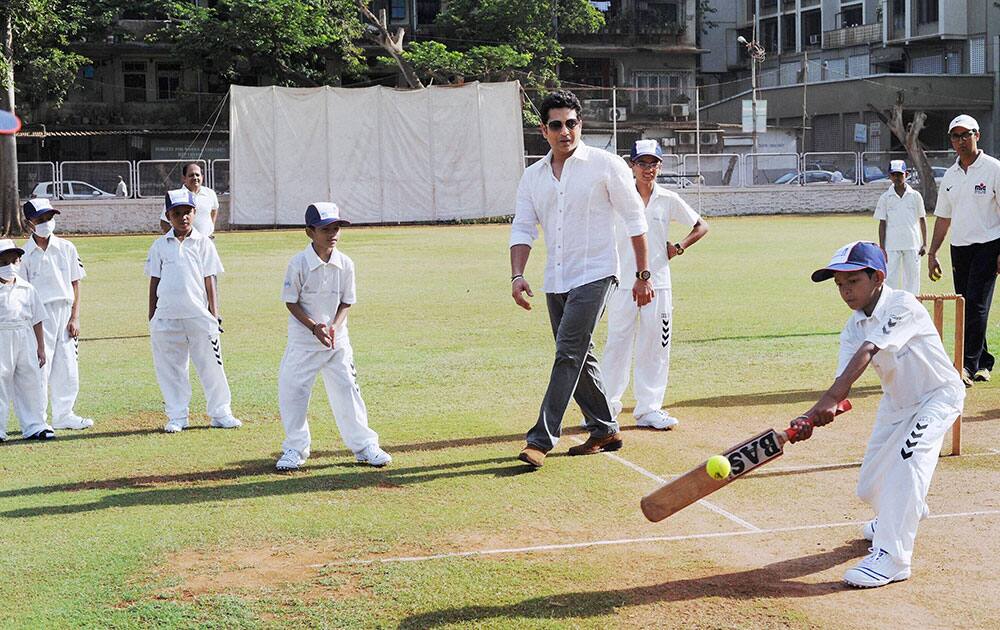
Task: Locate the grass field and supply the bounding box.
[2,215,999,628]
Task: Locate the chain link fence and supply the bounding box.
[59,161,133,199]
[682,154,742,187]
[802,152,859,185]
[16,162,57,199]
[742,153,800,186]
[211,159,230,195]
[136,159,208,198]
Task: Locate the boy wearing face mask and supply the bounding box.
[20,199,93,430]
[0,239,54,441]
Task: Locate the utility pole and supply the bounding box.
[801,51,808,153]
[738,24,766,183]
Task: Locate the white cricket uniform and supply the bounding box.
[874,184,925,294]
[20,235,86,424]
[837,286,965,566]
[0,277,52,439]
[278,245,379,459]
[934,151,1000,245]
[161,186,219,238]
[145,228,232,423]
[600,184,700,420]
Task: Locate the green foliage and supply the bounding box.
[2,0,88,107]
[379,41,532,85]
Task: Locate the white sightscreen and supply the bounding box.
[229,82,524,225]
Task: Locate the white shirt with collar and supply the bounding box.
[281,244,356,350]
[837,286,964,413]
[614,183,699,291]
[144,228,223,320]
[0,277,47,329]
[19,235,86,305]
[874,183,925,251]
[160,186,220,237]
[509,143,648,294]
[934,151,1000,246]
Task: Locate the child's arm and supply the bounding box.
[204,275,219,319]
[285,301,333,348]
[919,216,927,256]
[878,220,887,251]
[68,279,81,338]
[789,341,879,442]
[328,303,351,349]
[33,321,46,368]
[668,219,709,259]
[148,277,159,320]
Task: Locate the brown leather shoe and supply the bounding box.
[518,445,546,468]
[568,432,623,456]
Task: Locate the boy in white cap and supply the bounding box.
[275,202,391,471]
[145,189,242,433]
[874,160,925,294]
[793,241,964,588]
[594,139,708,429]
[0,239,55,441]
[20,198,93,430]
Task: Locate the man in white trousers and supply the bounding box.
[20,198,93,430]
[874,160,925,295]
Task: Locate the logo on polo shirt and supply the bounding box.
[975,182,988,194]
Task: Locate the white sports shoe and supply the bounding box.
[276,448,306,471]
[843,548,910,588]
[636,410,679,430]
[210,415,243,429]
[52,415,94,430]
[164,419,188,433]
[862,517,877,542]
[356,444,392,467]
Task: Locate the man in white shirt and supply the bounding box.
[160,163,219,238]
[510,91,653,468]
[927,114,1000,385]
[874,159,925,294]
[115,176,128,198]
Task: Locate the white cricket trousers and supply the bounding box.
[856,389,963,566]
[886,249,921,294]
[0,324,52,439]
[278,342,378,459]
[40,301,81,423]
[600,288,673,420]
[150,316,232,422]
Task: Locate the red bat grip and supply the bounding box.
[784,399,852,441]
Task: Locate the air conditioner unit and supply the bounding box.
[809,34,820,45]
[700,132,719,145]
[582,99,610,108]
[676,131,697,145]
[660,137,677,147]
[670,103,690,118]
[607,107,627,122]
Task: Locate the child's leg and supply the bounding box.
[184,316,233,420]
[884,250,904,291]
[319,343,379,453]
[278,346,323,459]
[633,288,673,419]
[10,329,50,437]
[44,302,82,423]
[150,318,193,422]
[597,289,637,420]
[902,249,921,295]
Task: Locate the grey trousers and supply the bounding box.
[526,276,619,452]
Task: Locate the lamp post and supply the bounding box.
[738,29,766,181]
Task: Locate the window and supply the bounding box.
[780,61,799,85]
[848,54,869,77]
[647,1,679,24]
[946,51,961,74]
[390,0,406,21]
[971,37,986,74]
[781,13,796,52]
[916,0,938,24]
[416,0,440,25]
[801,10,821,48]
[841,3,863,27]
[633,71,690,108]
[760,17,778,52]
[911,54,944,74]
[824,58,846,80]
[156,63,181,101]
[122,61,147,102]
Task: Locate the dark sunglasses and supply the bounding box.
[546,118,581,132]
[950,130,976,140]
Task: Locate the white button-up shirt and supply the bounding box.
[19,235,86,305]
[161,186,220,237]
[614,184,699,291]
[874,184,925,251]
[0,278,47,329]
[281,245,356,350]
[934,151,1000,246]
[144,228,223,320]
[510,144,647,293]
[837,286,964,412]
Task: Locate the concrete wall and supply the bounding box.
[37,197,232,234]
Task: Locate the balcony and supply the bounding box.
[564,8,695,51]
[823,22,882,49]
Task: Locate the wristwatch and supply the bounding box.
[636,270,651,281]
[673,242,685,255]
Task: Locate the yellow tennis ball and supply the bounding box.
[706,455,732,480]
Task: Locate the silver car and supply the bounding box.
[32,181,116,200]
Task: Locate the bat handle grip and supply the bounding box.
[784,399,852,441]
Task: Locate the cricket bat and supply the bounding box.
[640,400,852,523]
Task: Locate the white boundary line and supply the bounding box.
[313,509,1000,567]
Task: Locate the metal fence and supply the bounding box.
[211,159,230,195]
[682,154,742,187]
[136,159,208,198]
[802,152,860,185]
[16,162,56,198]
[742,153,799,186]
[59,161,133,199]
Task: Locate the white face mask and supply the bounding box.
[0,263,18,282]
[33,219,55,238]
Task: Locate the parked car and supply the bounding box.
[906,166,948,186]
[773,170,855,185]
[32,181,116,200]
[861,165,888,183]
[656,172,703,188]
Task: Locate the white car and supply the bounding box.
[32,181,116,200]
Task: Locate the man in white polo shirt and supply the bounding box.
[875,159,925,295]
[928,114,1000,385]
[160,162,219,238]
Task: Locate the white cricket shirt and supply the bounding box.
[509,144,648,293]
[281,245,356,350]
[874,184,925,251]
[934,151,1000,246]
[0,278,47,329]
[19,235,86,305]
[837,286,964,411]
[144,228,223,320]
[614,184,700,290]
[161,186,220,237]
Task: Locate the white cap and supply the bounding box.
[889,160,907,174]
[165,188,196,211]
[0,239,25,258]
[949,114,979,132]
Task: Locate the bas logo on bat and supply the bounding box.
[725,430,782,476]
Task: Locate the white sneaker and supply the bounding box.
[52,415,94,430]
[164,419,188,433]
[356,444,392,467]
[636,410,679,430]
[843,548,910,588]
[210,415,243,429]
[276,448,305,471]
[862,517,877,542]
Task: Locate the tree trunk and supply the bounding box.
[1,11,21,237]
[869,92,937,212]
[356,1,424,89]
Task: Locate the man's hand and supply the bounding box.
[928,254,942,281]
[313,322,333,348]
[788,416,813,443]
[67,317,80,339]
[512,277,533,311]
[666,243,678,260]
[918,246,926,257]
[632,279,654,306]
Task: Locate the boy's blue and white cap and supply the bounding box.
[305,202,350,228]
[630,139,663,162]
[164,188,196,211]
[0,110,21,135]
[0,238,25,258]
[889,160,907,174]
[22,198,59,221]
[811,241,886,282]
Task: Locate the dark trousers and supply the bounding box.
[526,276,618,452]
[951,238,1000,373]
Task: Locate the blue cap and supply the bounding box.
[164,188,196,212]
[630,139,663,161]
[22,198,59,221]
[0,110,20,135]
[811,241,886,282]
[305,202,350,228]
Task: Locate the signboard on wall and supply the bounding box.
[854,123,868,144]
[741,100,767,133]
[151,139,229,161]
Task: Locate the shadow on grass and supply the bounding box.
[961,408,1000,423]
[395,540,870,629]
[671,386,882,410]
[0,426,205,445]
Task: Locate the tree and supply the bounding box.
[869,92,938,212]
